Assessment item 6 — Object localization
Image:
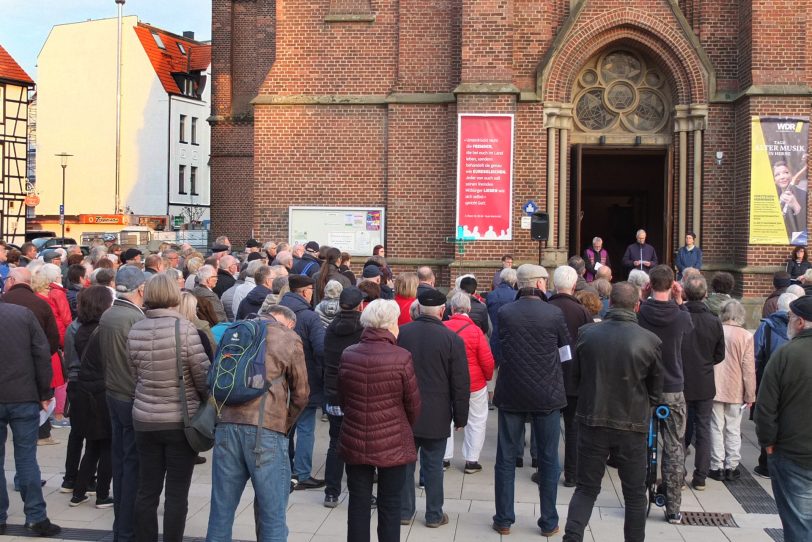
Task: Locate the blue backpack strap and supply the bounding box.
[301,261,316,276]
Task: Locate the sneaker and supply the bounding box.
[70,495,90,507]
[464,461,482,474]
[60,481,74,493]
[667,512,682,525]
[321,413,328,422]
[400,519,412,526]
[87,480,97,496]
[37,436,60,446]
[426,513,449,528]
[51,418,71,428]
[323,494,339,508]
[417,479,425,489]
[25,519,61,537]
[516,457,524,468]
[95,497,114,509]
[442,460,451,471]
[294,477,326,490]
[725,467,741,481]
[492,522,511,535]
[194,455,207,465]
[708,469,724,481]
[488,401,495,411]
[753,465,770,479]
[691,476,706,491]
[541,525,560,537]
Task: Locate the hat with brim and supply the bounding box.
[288,274,315,290]
[790,295,812,321]
[417,289,447,307]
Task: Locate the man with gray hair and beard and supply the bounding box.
[397,289,469,528]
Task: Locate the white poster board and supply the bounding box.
[288,206,385,256]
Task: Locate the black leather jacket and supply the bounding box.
[574,308,663,433]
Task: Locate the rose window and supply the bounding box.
[573,50,670,134]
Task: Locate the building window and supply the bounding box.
[177,43,186,56]
[190,166,198,195]
[151,32,165,50]
[179,115,187,143]
[191,117,198,145]
[179,165,186,194]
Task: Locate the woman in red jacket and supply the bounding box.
[442,292,495,473]
[394,272,419,326]
[339,299,421,542]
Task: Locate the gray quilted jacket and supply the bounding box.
[127,308,211,431]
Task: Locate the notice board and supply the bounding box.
[288,207,385,256]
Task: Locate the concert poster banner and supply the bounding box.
[456,114,514,241]
[750,116,809,246]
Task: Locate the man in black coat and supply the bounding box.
[458,276,490,336]
[398,289,469,528]
[0,300,62,536]
[2,268,59,356]
[548,265,593,487]
[322,287,366,508]
[213,255,238,298]
[279,274,326,490]
[563,282,663,542]
[680,275,725,490]
[622,229,658,276]
[416,266,438,298]
[492,264,570,537]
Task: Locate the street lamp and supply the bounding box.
[55,152,73,240]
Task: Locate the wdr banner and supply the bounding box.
[749,117,808,246]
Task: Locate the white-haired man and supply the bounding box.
[621,229,658,276]
[213,255,239,298]
[194,265,227,322]
[549,266,593,487]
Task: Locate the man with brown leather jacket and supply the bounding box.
[206,304,310,542]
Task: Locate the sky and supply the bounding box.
[0,0,212,81]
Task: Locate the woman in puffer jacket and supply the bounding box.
[127,273,210,542]
[339,299,421,542]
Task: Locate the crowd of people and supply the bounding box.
[0,233,810,542]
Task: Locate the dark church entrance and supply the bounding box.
[570,147,671,277]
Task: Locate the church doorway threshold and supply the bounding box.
[570,146,672,276]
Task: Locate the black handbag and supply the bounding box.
[174,319,216,453]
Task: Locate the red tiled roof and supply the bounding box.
[134,23,211,96]
[0,44,34,85]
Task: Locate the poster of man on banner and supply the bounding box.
[749,116,809,246]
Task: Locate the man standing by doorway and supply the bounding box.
[583,238,611,283]
[622,229,658,276]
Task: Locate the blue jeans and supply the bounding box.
[107,395,139,542]
[0,402,47,525]
[401,437,446,524]
[292,407,316,480]
[769,451,812,542]
[494,409,561,532]
[206,423,291,542]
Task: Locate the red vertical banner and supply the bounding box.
[456,114,514,240]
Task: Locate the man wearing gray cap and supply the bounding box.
[99,264,147,542]
[756,295,812,542]
[492,264,570,537]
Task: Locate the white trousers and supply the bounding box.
[444,386,489,462]
[710,401,743,470]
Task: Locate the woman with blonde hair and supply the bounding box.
[177,291,216,360]
[127,273,210,541]
[394,272,419,326]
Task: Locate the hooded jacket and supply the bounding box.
[705,292,732,317]
[681,300,726,401]
[292,253,321,277]
[575,308,663,433]
[280,291,326,407]
[753,310,790,386]
[443,313,495,392]
[323,309,364,405]
[637,298,693,394]
[236,284,272,320]
[315,298,342,328]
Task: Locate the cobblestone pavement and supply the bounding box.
[2,411,782,541]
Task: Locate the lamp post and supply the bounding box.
[55,152,73,240]
[115,0,125,213]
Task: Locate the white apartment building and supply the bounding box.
[36,16,211,232]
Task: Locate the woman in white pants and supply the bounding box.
[442,292,495,473]
[710,299,756,482]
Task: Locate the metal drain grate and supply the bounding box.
[724,466,780,514]
[680,511,738,527]
[0,524,252,541]
[765,528,785,542]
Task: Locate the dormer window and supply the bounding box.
[151,32,165,50]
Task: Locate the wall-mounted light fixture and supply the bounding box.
[715,151,724,166]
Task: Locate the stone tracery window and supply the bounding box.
[573,50,670,134]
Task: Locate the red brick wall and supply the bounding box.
[211,0,810,296]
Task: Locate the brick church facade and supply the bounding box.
[210,0,811,300]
